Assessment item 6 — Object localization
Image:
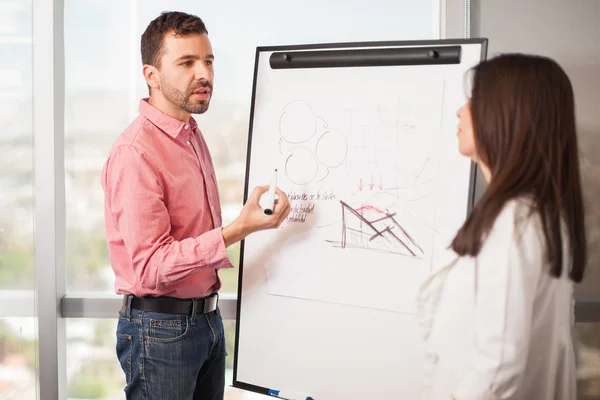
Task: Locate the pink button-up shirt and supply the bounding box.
[101,99,233,298]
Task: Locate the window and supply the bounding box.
[576,323,600,399]
[64,0,132,293]
[0,1,37,399]
[65,319,123,398]
[0,0,34,291]
[0,318,37,400]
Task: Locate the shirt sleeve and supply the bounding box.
[103,145,233,292]
[453,201,544,400]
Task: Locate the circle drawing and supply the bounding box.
[279,100,316,144]
[285,147,319,185]
[316,129,347,168]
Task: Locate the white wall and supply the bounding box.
[471,0,600,302]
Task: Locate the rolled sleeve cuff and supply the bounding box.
[200,227,235,270]
[454,380,500,400]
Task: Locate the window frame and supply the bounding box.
[33,0,67,398]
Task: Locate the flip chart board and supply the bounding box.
[234,39,488,400]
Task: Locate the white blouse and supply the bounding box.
[417,199,577,400]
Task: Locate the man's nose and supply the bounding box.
[194,63,212,81]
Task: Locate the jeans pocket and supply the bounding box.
[147,316,189,343]
[116,332,132,384]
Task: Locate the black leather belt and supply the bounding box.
[124,293,218,315]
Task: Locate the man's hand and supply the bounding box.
[222,185,291,247]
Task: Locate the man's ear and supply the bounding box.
[143,64,160,91]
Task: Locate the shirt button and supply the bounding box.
[184,124,189,129]
[186,140,191,145]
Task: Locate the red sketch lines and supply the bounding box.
[357,175,385,191]
[327,201,425,258]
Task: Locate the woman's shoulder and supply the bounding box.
[497,196,536,218]
[486,196,544,248]
[494,196,538,226]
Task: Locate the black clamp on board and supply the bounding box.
[269,46,461,69]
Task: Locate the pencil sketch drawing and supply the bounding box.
[279,100,347,185]
[326,201,425,258]
[316,96,441,258]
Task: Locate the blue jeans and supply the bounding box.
[116,301,226,400]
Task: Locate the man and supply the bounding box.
[101,11,291,400]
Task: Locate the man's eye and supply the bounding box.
[182,61,193,66]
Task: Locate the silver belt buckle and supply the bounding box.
[203,293,218,313]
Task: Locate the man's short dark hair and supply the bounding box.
[141,11,208,69]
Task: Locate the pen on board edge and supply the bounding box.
[267,389,314,400]
[263,168,278,215]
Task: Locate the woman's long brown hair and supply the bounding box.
[451,54,587,282]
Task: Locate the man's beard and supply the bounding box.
[161,80,213,115]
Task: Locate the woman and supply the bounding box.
[417,53,587,400]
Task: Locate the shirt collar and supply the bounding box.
[139,98,198,141]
